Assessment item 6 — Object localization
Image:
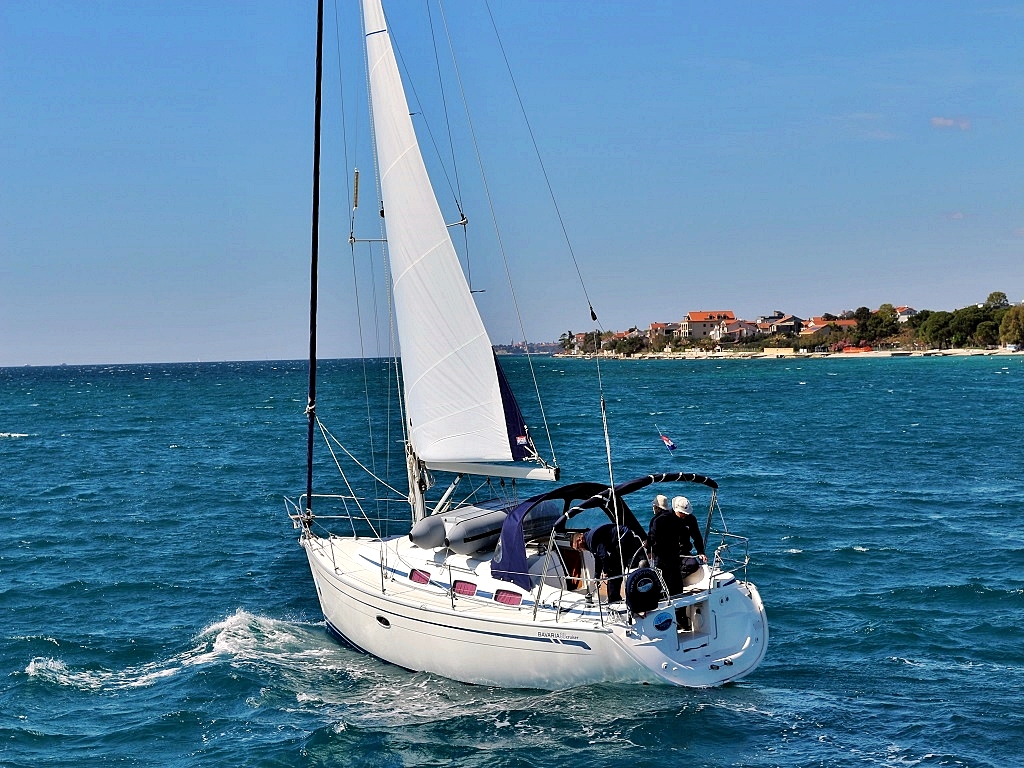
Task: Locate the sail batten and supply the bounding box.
[362,0,524,465]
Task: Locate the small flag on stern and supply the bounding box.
[655,422,677,454]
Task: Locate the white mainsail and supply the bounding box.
[362,0,515,464]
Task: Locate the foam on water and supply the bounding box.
[22,610,264,691]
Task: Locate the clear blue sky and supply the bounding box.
[3,1,1023,366]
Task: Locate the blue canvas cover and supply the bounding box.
[491,498,533,591]
[491,483,611,592]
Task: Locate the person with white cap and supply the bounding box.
[671,495,707,576]
[647,493,684,596]
[652,494,671,516]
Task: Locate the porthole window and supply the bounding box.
[494,590,522,606]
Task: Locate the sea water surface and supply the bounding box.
[2,356,1023,767]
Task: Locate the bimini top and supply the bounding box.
[491,472,718,591]
[563,472,718,523]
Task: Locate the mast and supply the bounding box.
[305,0,325,517]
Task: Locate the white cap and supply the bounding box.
[672,496,692,515]
[653,494,670,512]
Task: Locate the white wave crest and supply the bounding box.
[22,609,333,692]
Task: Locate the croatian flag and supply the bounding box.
[660,433,677,451]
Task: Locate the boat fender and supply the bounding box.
[409,515,446,549]
[624,567,662,614]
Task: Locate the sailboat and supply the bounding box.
[286,0,767,689]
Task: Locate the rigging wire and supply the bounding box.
[426,0,476,292]
[391,37,465,217]
[333,0,382,528]
[427,0,464,207]
[332,0,354,221]
[340,23,392,502]
[482,0,600,326]
[436,0,557,468]
[478,0,618,502]
[357,0,409,528]
[317,418,381,540]
[318,419,408,499]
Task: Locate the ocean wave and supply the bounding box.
[883,654,1019,677]
[22,610,334,692]
[0,432,30,438]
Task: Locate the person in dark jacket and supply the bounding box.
[672,495,706,562]
[648,494,707,596]
[571,523,641,602]
[648,497,686,596]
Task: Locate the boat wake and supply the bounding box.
[22,609,347,692]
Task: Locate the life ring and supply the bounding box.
[624,567,662,614]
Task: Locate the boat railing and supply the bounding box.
[285,496,340,572]
[532,553,625,627]
[539,539,757,624]
[287,492,412,540]
[534,572,608,626]
[709,531,751,582]
[441,560,478,610]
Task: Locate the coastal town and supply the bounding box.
[494,292,1024,358]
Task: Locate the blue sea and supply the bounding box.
[2,355,1023,767]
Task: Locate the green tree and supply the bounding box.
[696,336,718,350]
[975,321,999,347]
[993,307,1010,326]
[579,331,602,353]
[984,291,1009,310]
[615,336,647,356]
[949,305,988,347]
[908,309,931,330]
[853,306,872,339]
[558,330,574,353]
[921,311,954,349]
[1000,305,1024,346]
[867,304,899,341]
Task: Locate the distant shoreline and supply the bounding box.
[4,348,1023,370]
[551,347,1024,361]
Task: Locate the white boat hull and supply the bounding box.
[301,533,768,689]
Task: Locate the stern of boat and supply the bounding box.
[615,574,768,687]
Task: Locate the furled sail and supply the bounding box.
[362,0,523,464]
